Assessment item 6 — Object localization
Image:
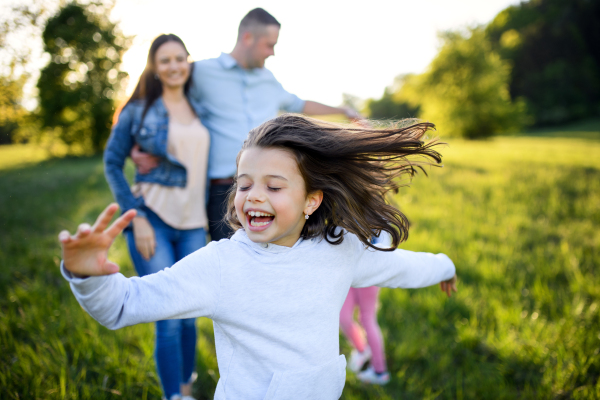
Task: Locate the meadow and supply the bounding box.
[1,120,599,399]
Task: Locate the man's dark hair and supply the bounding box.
[237,8,280,40]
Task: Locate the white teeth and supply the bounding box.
[250,220,270,227]
[247,211,273,217]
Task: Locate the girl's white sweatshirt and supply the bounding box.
[62,229,455,400]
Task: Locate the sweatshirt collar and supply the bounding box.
[230,229,311,254]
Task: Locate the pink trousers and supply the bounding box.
[339,286,387,372]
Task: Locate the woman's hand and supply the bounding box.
[440,274,458,297]
[59,204,136,277]
[133,216,156,260]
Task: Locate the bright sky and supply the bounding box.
[7,0,523,109]
[112,0,521,106]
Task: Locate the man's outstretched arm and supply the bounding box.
[302,100,362,121]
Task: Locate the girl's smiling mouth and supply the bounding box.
[246,210,275,231]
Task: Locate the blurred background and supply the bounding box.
[1,0,599,399]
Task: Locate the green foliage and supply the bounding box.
[0,74,28,144]
[1,123,599,398]
[486,0,600,125]
[366,75,420,120]
[396,28,528,139]
[37,2,130,153]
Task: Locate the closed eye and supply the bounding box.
[268,187,282,192]
[238,186,251,191]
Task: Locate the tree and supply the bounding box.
[37,2,130,153]
[366,75,420,120]
[0,74,28,144]
[396,28,528,139]
[0,0,59,144]
[486,0,600,125]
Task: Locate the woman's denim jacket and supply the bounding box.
[103,97,206,219]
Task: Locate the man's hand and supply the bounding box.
[342,107,364,122]
[131,144,160,174]
[59,204,136,276]
[440,274,458,298]
[302,101,365,122]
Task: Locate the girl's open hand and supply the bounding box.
[58,203,136,277]
[440,274,458,297]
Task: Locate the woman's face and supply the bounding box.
[154,41,190,90]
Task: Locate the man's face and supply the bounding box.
[246,25,279,69]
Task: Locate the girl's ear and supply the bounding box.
[304,190,323,216]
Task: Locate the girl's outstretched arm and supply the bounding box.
[59,203,136,277]
[58,204,221,329]
[440,274,458,297]
[348,233,457,293]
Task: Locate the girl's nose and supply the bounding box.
[247,187,265,202]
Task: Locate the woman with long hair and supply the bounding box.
[103,34,209,400]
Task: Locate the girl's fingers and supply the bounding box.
[106,209,136,238]
[93,203,119,233]
[58,230,73,244]
[76,223,92,238]
[101,260,120,275]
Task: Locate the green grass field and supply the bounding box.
[1,120,599,399]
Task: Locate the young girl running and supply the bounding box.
[59,114,458,400]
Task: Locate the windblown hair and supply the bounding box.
[125,34,193,123]
[225,114,444,251]
[237,8,280,40]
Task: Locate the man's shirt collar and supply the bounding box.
[217,52,239,69]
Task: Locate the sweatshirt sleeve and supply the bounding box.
[61,242,221,330]
[349,234,455,289]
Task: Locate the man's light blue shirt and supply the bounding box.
[190,53,305,180]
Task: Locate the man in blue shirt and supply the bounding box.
[134,8,360,241]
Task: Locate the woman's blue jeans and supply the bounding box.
[124,207,206,398]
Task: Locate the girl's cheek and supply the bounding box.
[234,195,245,224]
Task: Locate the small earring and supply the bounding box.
[305,214,309,220]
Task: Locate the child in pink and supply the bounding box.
[340,287,389,384]
[340,233,391,385]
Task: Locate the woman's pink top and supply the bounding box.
[133,118,210,230]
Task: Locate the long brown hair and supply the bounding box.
[225,114,444,251]
[125,34,193,122]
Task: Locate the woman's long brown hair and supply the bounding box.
[225,114,444,251]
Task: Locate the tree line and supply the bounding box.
[0,1,129,152]
[365,0,600,138]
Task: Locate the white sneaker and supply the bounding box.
[187,371,198,384]
[348,346,372,372]
[356,366,390,385]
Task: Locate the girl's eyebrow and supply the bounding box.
[236,174,288,181]
[266,175,288,181]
